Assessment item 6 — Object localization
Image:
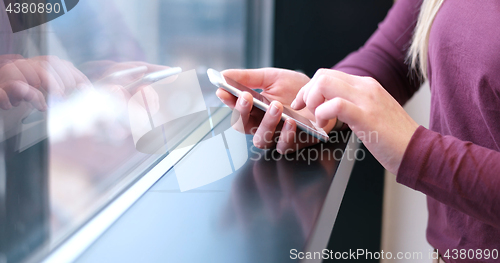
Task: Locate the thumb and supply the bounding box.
[222,68,278,90]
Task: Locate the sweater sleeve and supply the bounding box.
[398,126,500,229]
[333,0,422,105]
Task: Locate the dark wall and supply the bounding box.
[272,1,393,262]
[273,0,393,77]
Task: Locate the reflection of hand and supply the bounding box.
[94,61,171,110]
[292,69,419,174]
[29,56,91,94]
[0,54,23,68]
[0,55,90,110]
[227,150,332,237]
[216,68,338,154]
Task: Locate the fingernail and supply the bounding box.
[290,99,296,108]
[269,103,279,116]
[285,120,293,130]
[254,140,262,149]
[240,96,249,106]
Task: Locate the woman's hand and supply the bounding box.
[291,69,419,174]
[216,68,338,154]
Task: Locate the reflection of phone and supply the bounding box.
[125,67,182,94]
[94,66,182,94]
[207,68,330,142]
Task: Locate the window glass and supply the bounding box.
[0,0,245,261]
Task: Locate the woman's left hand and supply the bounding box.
[291,69,419,175]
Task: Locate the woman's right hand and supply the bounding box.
[0,55,91,111]
[216,68,338,154]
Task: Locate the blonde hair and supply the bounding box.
[407,0,445,80]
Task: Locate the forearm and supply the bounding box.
[398,126,500,228]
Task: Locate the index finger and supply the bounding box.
[291,85,307,110]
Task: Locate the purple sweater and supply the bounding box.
[334,0,500,261]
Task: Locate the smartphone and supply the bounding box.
[207,68,330,142]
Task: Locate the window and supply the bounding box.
[0,0,249,261]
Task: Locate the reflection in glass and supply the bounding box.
[0,0,245,262]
